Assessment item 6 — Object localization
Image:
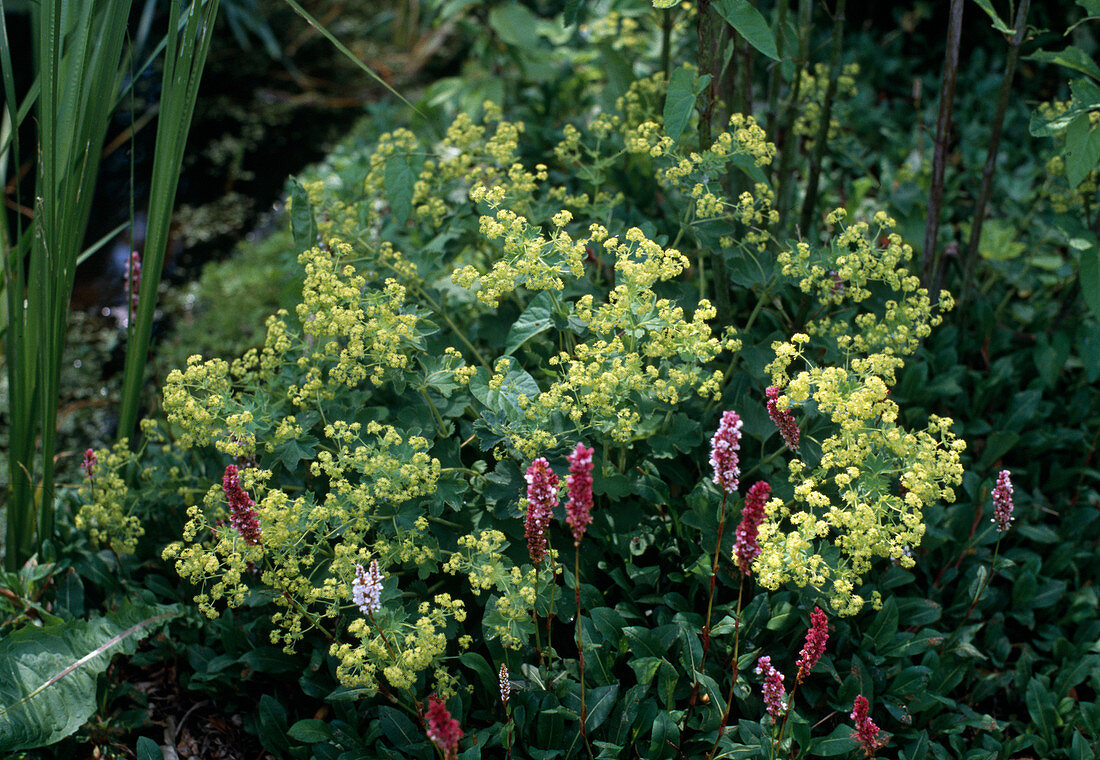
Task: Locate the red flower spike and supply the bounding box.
[426,694,463,760]
[765,386,800,451]
[851,694,885,756]
[222,464,262,545]
[733,481,770,574]
[524,458,558,565]
[796,606,829,683]
[565,443,595,546]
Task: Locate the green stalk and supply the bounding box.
[3,0,133,569]
[117,0,220,445]
[798,0,847,234]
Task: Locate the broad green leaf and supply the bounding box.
[289,178,318,253]
[1080,243,1100,319]
[1026,47,1100,81]
[0,603,179,751]
[489,4,541,49]
[648,710,679,760]
[585,684,619,733]
[653,0,679,6]
[715,0,780,60]
[1025,678,1057,741]
[384,154,417,226]
[289,719,333,744]
[1077,0,1100,14]
[976,219,1026,260]
[258,694,290,755]
[135,737,162,760]
[971,0,1013,34]
[1066,112,1100,187]
[1071,77,1100,108]
[811,724,860,755]
[663,65,701,143]
[506,291,554,355]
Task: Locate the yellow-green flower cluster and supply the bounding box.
[75,440,144,555]
[451,202,586,307]
[514,227,737,450]
[777,210,952,360]
[794,63,861,149]
[756,213,965,615]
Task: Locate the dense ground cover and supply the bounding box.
[2,2,1099,759]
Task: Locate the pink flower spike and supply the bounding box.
[796,607,829,683]
[732,481,770,575]
[524,458,559,565]
[754,655,787,720]
[426,694,463,760]
[127,250,142,316]
[222,464,262,545]
[710,411,744,494]
[765,386,800,451]
[991,470,1014,533]
[565,443,595,545]
[851,695,884,756]
[82,448,98,480]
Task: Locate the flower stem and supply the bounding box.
[575,544,594,759]
[710,573,745,758]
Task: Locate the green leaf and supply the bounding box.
[663,65,702,143]
[384,154,417,226]
[240,647,299,674]
[585,684,619,733]
[506,291,554,355]
[1026,47,1100,81]
[289,719,333,744]
[489,4,541,49]
[975,219,1026,261]
[653,0,679,7]
[715,0,780,60]
[135,737,162,760]
[1071,730,1095,760]
[867,596,899,649]
[1025,678,1057,741]
[1080,237,1100,319]
[1065,112,1100,188]
[0,602,179,751]
[811,724,860,755]
[971,0,1012,33]
[289,177,318,253]
[258,694,290,756]
[648,710,679,760]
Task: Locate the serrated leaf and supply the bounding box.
[664,65,700,143]
[715,0,780,60]
[384,154,416,226]
[289,178,318,253]
[971,0,1012,34]
[0,602,179,752]
[506,292,554,355]
[1027,47,1100,81]
[1066,112,1100,187]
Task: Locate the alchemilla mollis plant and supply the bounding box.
[76,59,976,756]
